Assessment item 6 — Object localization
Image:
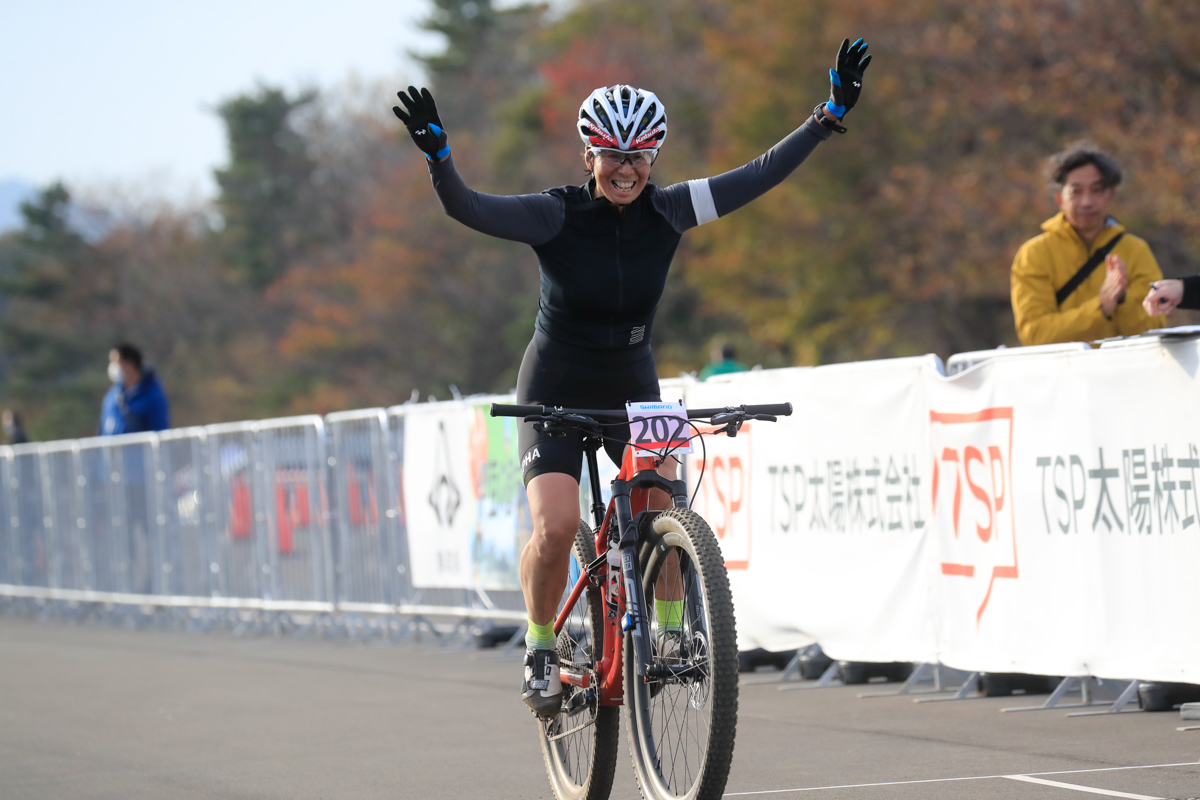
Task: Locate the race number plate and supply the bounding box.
[625,400,693,455]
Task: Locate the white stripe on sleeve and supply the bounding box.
[687,178,719,226]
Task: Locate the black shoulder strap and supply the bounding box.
[1055,232,1124,306]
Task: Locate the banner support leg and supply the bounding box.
[779,660,843,692]
[1067,679,1142,717]
[913,672,981,703]
[743,646,809,686]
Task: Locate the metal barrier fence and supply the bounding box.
[326,408,405,611]
[0,376,696,638]
[0,407,526,633]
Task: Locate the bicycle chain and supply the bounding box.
[543,713,598,742]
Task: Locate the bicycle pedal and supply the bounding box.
[563,689,592,715]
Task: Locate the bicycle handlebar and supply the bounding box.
[490,402,793,420]
[491,403,564,418]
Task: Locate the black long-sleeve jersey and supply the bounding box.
[427,114,833,350]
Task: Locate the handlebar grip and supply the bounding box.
[743,402,793,417]
[490,403,547,418]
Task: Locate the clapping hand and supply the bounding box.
[1099,254,1129,319]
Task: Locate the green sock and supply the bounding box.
[526,619,557,651]
[655,600,684,632]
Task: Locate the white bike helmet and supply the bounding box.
[577,85,667,151]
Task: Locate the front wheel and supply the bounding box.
[625,508,738,800]
[539,521,619,800]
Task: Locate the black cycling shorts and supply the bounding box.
[516,330,661,485]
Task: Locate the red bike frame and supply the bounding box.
[554,446,661,707]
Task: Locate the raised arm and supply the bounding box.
[428,158,564,246]
[708,115,834,218]
[650,115,828,232]
[393,85,564,246]
[653,38,871,232]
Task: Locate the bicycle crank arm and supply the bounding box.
[560,668,592,689]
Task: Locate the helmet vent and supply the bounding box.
[577,85,668,152]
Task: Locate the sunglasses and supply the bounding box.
[589,148,657,168]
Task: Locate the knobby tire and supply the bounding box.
[625,508,738,800]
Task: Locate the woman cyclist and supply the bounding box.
[393,38,871,718]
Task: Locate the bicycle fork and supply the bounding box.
[576,440,691,696]
[610,470,690,681]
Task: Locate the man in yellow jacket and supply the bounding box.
[1011,143,1166,345]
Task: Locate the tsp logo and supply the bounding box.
[930,408,1017,628]
[689,423,752,570]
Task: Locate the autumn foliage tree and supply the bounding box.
[688,0,1200,365]
[0,186,249,437]
[3,0,1197,439]
[271,146,540,411]
[269,0,551,410]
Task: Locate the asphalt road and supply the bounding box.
[2,616,1198,800]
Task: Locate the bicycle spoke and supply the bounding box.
[555,599,594,781]
[642,545,714,796]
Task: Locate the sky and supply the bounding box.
[0,1,446,205]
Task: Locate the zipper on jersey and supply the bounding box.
[614,221,623,348]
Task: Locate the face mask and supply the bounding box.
[108,362,122,384]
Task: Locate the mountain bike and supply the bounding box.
[490,401,792,800]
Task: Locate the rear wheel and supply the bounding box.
[539,521,619,800]
[625,508,738,800]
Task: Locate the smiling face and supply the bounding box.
[1055,163,1115,240]
[585,149,653,206]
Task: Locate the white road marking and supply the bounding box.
[1006,774,1162,799]
[722,760,1200,796]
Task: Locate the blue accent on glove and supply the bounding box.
[827,70,846,116]
[852,37,864,48]
[424,123,451,161]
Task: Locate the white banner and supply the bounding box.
[401,399,532,591]
[396,339,1200,682]
[928,339,1200,683]
[686,360,941,661]
[691,337,1200,683]
[402,402,476,589]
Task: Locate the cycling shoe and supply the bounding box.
[521,648,563,718]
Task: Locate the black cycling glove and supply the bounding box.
[826,38,871,118]
[393,86,450,160]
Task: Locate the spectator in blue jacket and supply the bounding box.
[100,343,170,435]
[99,343,169,593]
